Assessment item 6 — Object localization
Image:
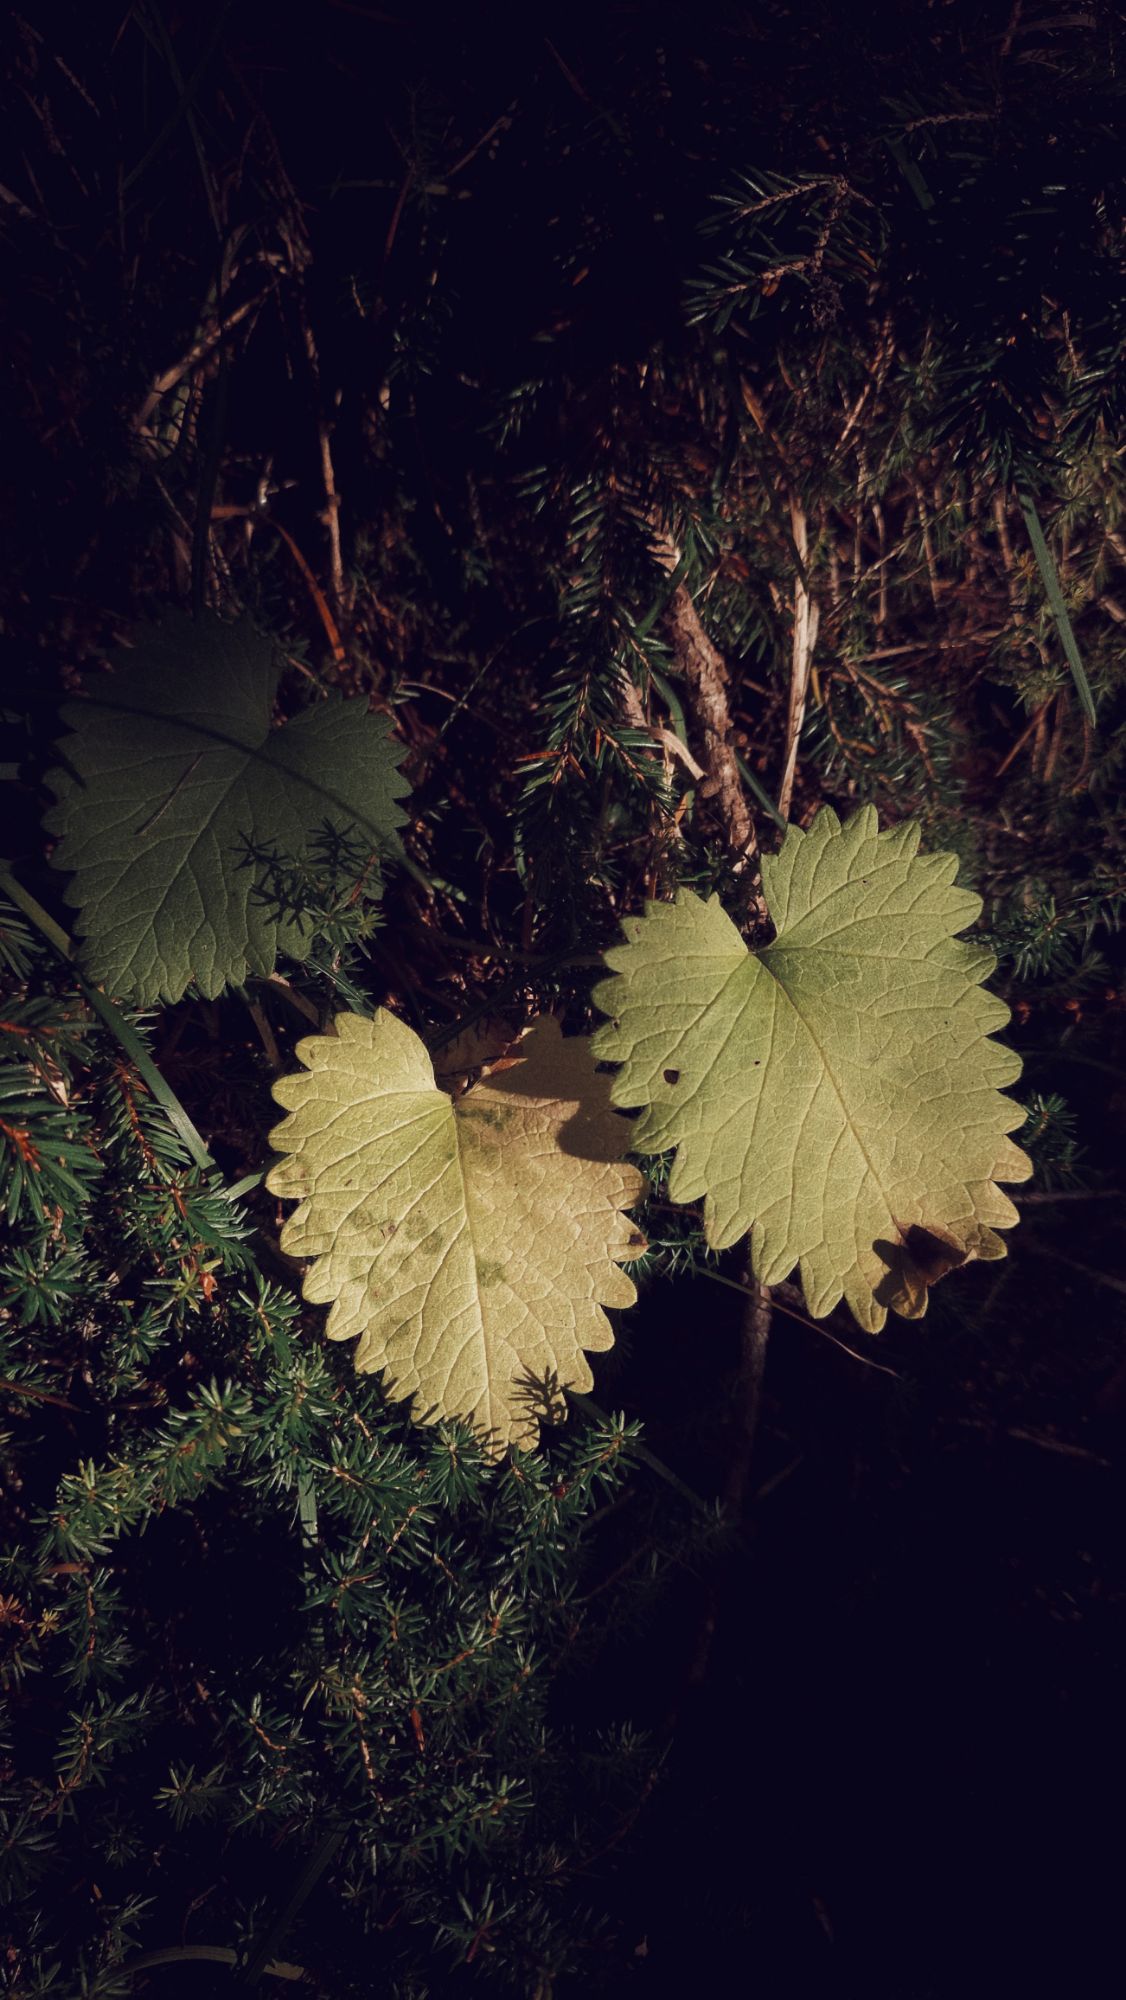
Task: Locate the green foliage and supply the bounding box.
[44,614,408,1005]
[1018,1091,1084,1190]
[0,910,658,1996]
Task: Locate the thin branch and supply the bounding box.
[212,508,346,665]
[691,1263,901,1378]
[0,178,39,223]
[133,281,279,433]
[446,104,516,180]
[0,1376,80,1412]
[995,696,1054,778]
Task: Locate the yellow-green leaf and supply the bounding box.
[266,1012,644,1455]
[592,804,1031,1331]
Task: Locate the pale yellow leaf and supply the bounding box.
[266,1012,644,1454]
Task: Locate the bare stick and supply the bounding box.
[677,1248,772,1706]
[733,1258,773,1489]
[777,499,821,820]
[298,304,347,615]
[665,587,755,848]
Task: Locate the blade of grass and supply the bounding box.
[119,1945,307,1983]
[0,863,217,1176]
[1018,493,1098,728]
[884,133,935,212]
[647,663,689,746]
[143,0,225,238]
[734,750,787,830]
[635,549,692,639]
[123,1,231,197]
[238,1824,347,1987]
[567,1391,714,1518]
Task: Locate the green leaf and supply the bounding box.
[43,613,409,1005]
[592,805,1031,1332]
[265,1012,644,1455]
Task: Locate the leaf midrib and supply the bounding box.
[756,941,894,1224]
[75,694,405,849]
[448,1094,502,1439]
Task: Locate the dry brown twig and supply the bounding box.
[647,534,768,918]
[296,296,347,617]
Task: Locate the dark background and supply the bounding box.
[3,3,1125,1993]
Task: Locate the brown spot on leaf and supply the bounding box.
[900,1223,968,1285]
[873,1222,971,1316]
